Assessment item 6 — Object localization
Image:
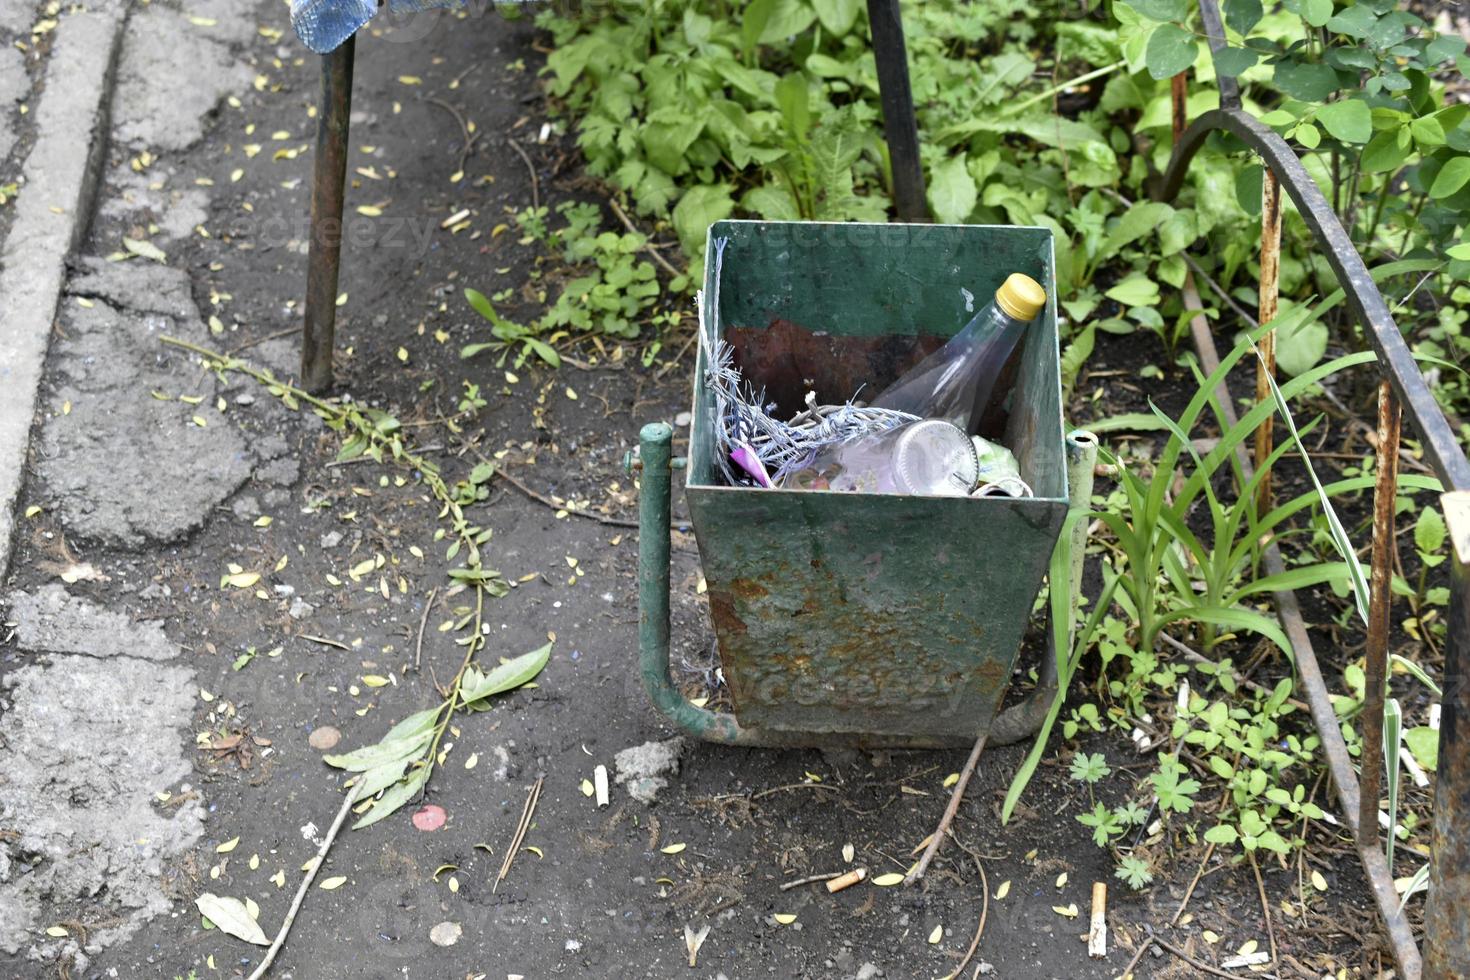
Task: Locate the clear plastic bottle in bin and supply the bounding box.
[871,272,1047,432]
[782,419,979,496]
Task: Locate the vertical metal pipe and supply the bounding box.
[1359,380,1402,846]
[1425,491,1470,979]
[302,37,355,393]
[866,0,926,223]
[1254,168,1282,514]
[635,425,745,743]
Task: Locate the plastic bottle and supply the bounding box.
[783,419,979,496]
[870,272,1047,433]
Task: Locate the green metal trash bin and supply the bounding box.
[642,219,1072,748]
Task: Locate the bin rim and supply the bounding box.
[687,219,1070,506]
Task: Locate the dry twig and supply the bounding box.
[609,196,682,279]
[414,587,437,671]
[496,777,544,892]
[246,785,358,980]
[905,732,989,885]
[778,871,843,891]
[944,835,990,980]
[508,139,540,210]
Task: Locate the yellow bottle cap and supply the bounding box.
[994,273,1047,322]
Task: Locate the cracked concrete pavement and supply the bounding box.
[0,0,266,972]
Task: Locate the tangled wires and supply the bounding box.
[700,237,918,487]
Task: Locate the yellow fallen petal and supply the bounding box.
[995,880,1010,900]
[927,923,943,944]
[660,843,686,855]
[773,913,796,925]
[581,779,595,797]
[217,836,239,853]
[1053,904,1078,918]
[872,873,905,887]
[319,876,347,890]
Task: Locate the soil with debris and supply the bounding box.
[0,2,1397,979]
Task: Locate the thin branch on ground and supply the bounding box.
[1117,934,1151,980]
[1146,925,1278,980]
[246,783,359,980]
[1158,632,1311,712]
[905,732,990,886]
[414,587,437,671]
[946,833,991,980]
[496,777,544,892]
[1248,849,1280,973]
[608,196,682,280]
[424,97,478,173]
[1171,840,1216,926]
[778,871,843,891]
[229,326,301,356]
[508,139,540,209]
[654,326,701,380]
[471,448,640,528]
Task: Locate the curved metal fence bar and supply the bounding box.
[1153,55,1470,973]
[1158,107,1470,491]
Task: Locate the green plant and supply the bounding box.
[159,335,541,828]
[462,289,561,367]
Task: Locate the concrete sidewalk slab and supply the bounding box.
[0,0,127,579]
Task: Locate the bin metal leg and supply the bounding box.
[1425,490,1470,979]
[866,0,926,223]
[637,422,747,745]
[302,37,355,393]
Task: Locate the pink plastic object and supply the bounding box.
[730,442,774,488]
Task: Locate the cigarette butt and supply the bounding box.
[826,868,866,893]
[594,764,609,808]
[1088,881,1108,958]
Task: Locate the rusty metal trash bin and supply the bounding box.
[636,219,1089,748]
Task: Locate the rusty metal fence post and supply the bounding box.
[1359,382,1402,846]
[1253,171,1281,514]
[1425,491,1470,978]
[866,0,926,222]
[301,37,355,393]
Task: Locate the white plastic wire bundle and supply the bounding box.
[700,237,918,486]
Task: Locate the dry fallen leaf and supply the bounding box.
[195,893,269,946]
